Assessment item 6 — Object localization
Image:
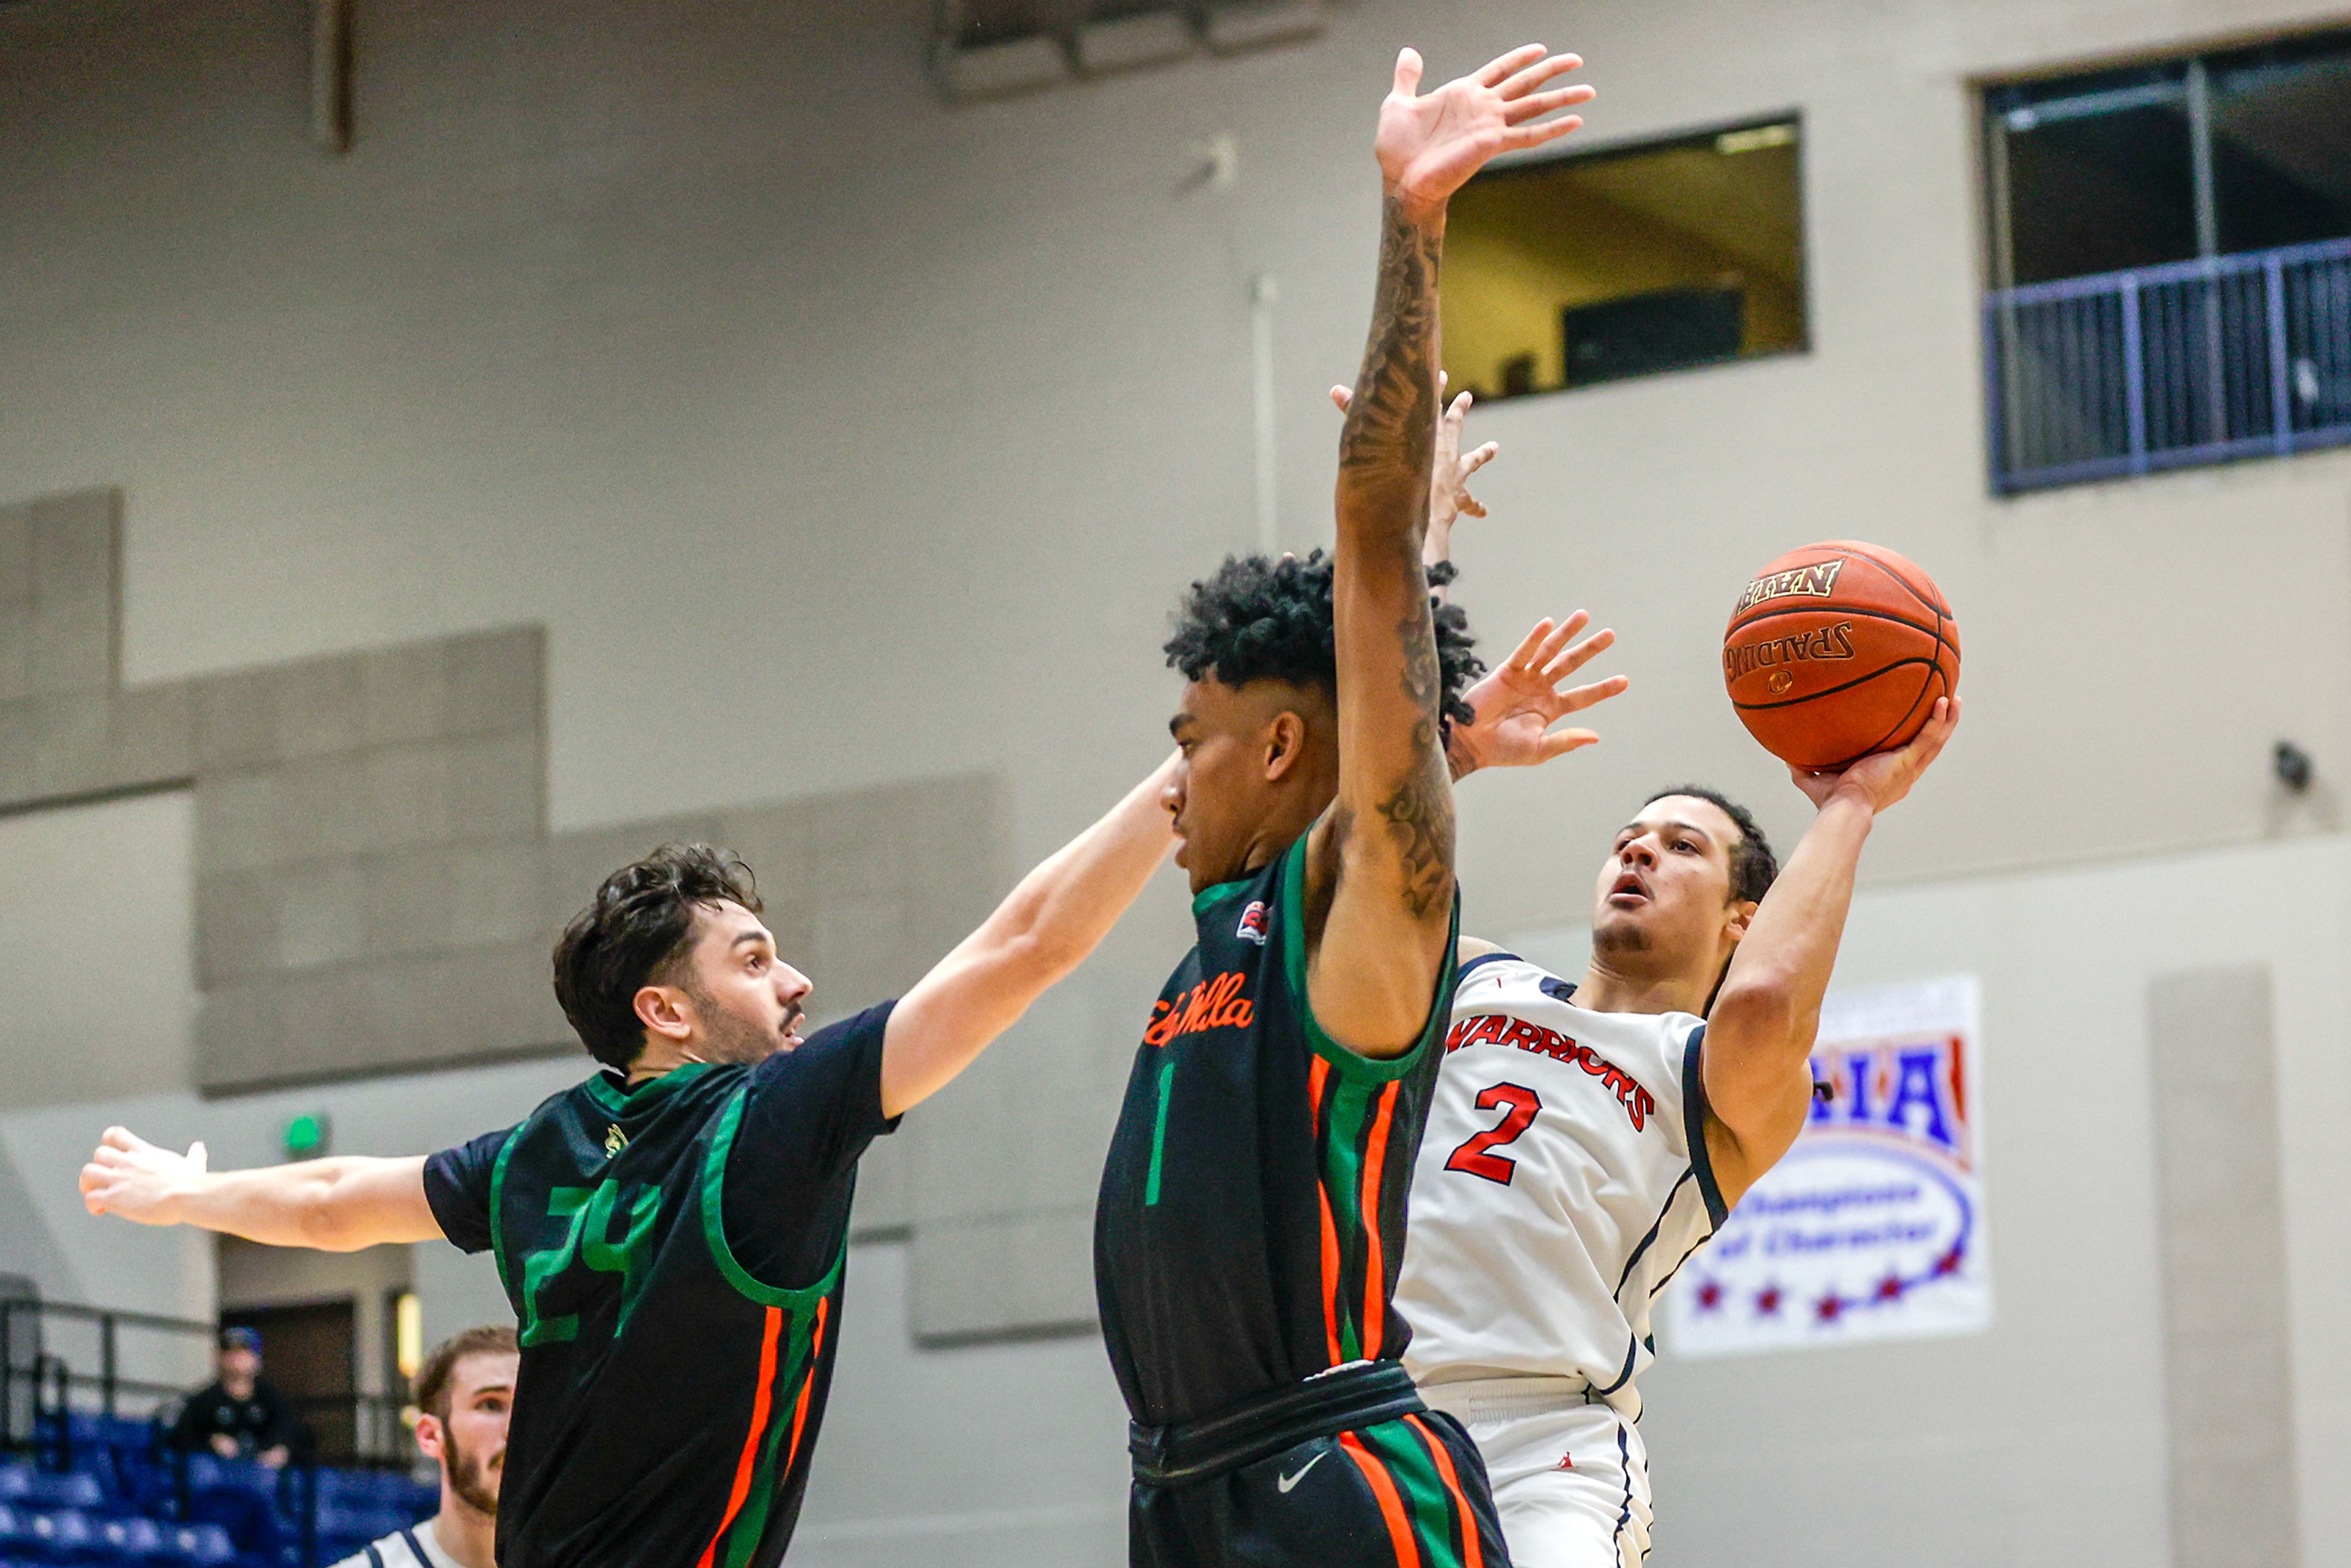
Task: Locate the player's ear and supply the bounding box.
[414,1411,446,1465]
[1722,899,1758,947]
[633,983,696,1043]
[1262,709,1310,782]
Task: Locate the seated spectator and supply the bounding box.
[170,1326,304,1468]
[331,1326,516,1568]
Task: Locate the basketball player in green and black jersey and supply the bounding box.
[81,765,1177,1568]
[1095,42,1597,1568]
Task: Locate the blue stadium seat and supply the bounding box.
[317,1468,422,1509]
[163,1524,234,1568]
[173,1460,271,1501]
[20,1507,96,1563]
[0,1502,29,1555]
[12,1474,101,1515]
[95,1514,167,1563]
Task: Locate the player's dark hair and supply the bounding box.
[1164,552,1482,738]
[1644,785,1778,906]
[552,844,763,1070]
[413,1324,517,1425]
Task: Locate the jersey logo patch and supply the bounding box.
[1143,970,1254,1045]
[603,1124,628,1157]
[1235,901,1270,944]
[1445,1012,1657,1131]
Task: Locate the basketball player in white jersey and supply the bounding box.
[1399,718,1957,1564]
[1320,376,1961,1562]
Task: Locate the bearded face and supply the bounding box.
[443,1419,503,1516]
[425,1348,517,1520]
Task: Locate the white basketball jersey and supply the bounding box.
[1398,953,1728,1419]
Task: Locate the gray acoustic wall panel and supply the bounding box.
[0,489,1011,1113]
[2147,964,2303,1568]
[7,486,1041,1338]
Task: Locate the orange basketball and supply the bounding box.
[1722,541,1959,771]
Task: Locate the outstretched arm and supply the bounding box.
[880,755,1177,1117]
[80,1131,441,1250]
[1307,43,1591,1057]
[1333,373,1627,778]
[1702,699,1962,1205]
[1329,373,1496,599]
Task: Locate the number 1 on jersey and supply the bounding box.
[1444,1082,1542,1185]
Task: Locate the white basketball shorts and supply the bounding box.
[1423,1379,1652,1568]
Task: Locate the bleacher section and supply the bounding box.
[0,1416,436,1568]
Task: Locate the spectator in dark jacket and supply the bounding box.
[171,1327,303,1468]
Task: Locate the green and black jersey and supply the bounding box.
[1093,835,1460,1428]
[422,1002,898,1568]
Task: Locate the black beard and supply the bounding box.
[1593,920,1651,956]
[684,983,784,1065]
[445,1431,500,1518]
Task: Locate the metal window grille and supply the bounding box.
[1985,236,2351,492]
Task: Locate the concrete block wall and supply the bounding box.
[189,628,555,1089]
[3,487,1011,1119]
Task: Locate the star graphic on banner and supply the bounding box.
[1875,1274,1905,1302]
[1696,1280,1723,1313]
[1755,1286,1782,1316]
[1933,1243,1965,1277]
[1815,1293,1843,1322]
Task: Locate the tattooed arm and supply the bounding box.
[1302,43,1591,1057]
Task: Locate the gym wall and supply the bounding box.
[2,1,2345,1563]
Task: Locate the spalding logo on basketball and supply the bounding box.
[1722,541,1959,771]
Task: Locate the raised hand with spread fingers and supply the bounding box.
[1377,44,1594,224]
[1448,612,1629,779]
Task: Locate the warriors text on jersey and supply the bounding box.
[422,1003,898,1568]
[1397,955,1728,1420]
[1094,835,1458,1428]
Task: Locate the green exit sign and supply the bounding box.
[283,1113,332,1160]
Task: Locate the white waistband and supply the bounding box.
[1418,1374,1599,1424]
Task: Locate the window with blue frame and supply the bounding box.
[1982,30,2351,492]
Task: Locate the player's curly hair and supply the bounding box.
[1644,785,1778,905]
[1163,552,1482,738]
[552,843,763,1070]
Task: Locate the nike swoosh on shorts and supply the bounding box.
[1277,1449,1329,1493]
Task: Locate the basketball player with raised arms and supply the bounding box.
[1093,42,1597,1568]
[1401,689,1959,1559]
[81,762,1181,1568]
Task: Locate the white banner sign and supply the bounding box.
[1664,975,1991,1356]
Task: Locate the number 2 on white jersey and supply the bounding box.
[1443,1082,1542,1185]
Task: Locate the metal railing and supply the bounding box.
[1,1296,428,1568]
[0,1296,216,1446]
[1985,236,2351,492]
[2,1296,416,1469]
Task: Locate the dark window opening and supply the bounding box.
[1987,29,2351,288]
[1440,116,1807,403]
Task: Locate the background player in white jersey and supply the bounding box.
[1401,687,1958,1564]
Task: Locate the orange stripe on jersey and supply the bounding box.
[1340,1430,1423,1568]
[1310,1056,1343,1365]
[1357,1081,1399,1361]
[782,1297,829,1471]
[696,1304,784,1568]
[1403,1414,1485,1568]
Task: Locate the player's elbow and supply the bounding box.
[290,1174,371,1252]
[993,924,1090,991]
